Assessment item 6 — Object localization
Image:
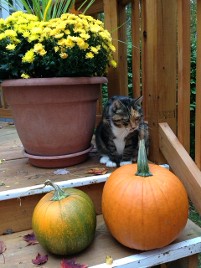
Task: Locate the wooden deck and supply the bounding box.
[1,121,201,267]
[0,122,115,191]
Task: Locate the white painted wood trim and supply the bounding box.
[89,237,201,268]
[0,173,111,201]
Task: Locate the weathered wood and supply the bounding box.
[131,0,141,98]
[0,215,201,267]
[177,0,190,153]
[195,1,201,169]
[142,0,177,163]
[103,0,120,97]
[0,183,104,234]
[117,1,128,96]
[0,124,115,191]
[159,122,201,215]
[0,123,112,234]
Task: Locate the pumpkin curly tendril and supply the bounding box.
[44,179,69,201]
[135,139,153,177]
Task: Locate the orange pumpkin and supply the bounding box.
[102,139,189,250]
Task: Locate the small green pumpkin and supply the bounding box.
[32,180,96,255]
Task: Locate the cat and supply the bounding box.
[95,95,149,167]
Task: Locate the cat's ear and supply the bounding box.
[134,96,143,106]
[112,99,122,109]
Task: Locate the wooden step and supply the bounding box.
[0,215,201,267]
[1,122,201,267]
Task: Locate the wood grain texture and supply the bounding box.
[195,1,201,169]
[0,216,200,267]
[131,0,141,98]
[177,0,190,153]
[142,0,177,163]
[159,122,201,215]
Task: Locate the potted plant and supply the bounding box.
[0,0,117,168]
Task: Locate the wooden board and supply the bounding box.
[0,122,113,234]
[159,122,201,215]
[0,215,201,268]
[0,123,115,191]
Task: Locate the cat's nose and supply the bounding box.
[130,123,137,130]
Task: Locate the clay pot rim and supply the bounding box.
[1,77,108,87]
[24,145,93,160]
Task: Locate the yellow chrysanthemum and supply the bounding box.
[54,33,64,39]
[22,49,35,63]
[22,31,30,38]
[0,11,117,79]
[60,52,68,59]
[54,46,60,52]
[90,24,101,33]
[109,44,116,52]
[21,73,30,79]
[76,38,88,50]
[65,36,75,48]
[6,44,16,50]
[90,46,99,54]
[5,29,17,37]
[0,33,6,40]
[34,43,47,56]
[86,52,94,59]
[110,60,117,68]
[80,33,90,40]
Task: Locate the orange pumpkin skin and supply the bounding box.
[32,187,96,255]
[102,163,189,250]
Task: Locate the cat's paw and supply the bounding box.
[106,160,117,168]
[100,156,110,164]
[120,161,132,166]
[100,156,117,167]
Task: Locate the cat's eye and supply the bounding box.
[135,116,140,122]
[123,119,130,126]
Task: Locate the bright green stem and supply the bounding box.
[135,139,153,177]
[44,179,69,201]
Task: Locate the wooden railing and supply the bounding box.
[0,0,200,166]
[78,0,199,167]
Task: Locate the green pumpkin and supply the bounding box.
[32,180,96,255]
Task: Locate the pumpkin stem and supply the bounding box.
[135,139,153,177]
[44,180,69,201]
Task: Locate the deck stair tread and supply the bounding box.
[1,122,201,267]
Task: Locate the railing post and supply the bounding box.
[177,0,190,154]
[195,1,201,169]
[141,0,177,164]
[103,0,128,97]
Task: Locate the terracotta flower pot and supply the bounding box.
[2,77,107,168]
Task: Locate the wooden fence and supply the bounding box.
[0,0,200,166]
[92,0,197,166]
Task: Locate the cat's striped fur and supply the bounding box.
[95,96,149,167]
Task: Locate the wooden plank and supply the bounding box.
[195,1,201,169]
[0,123,115,191]
[0,216,201,267]
[103,0,120,97]
[159,122,201,215]
[0,174,109,201]
[117,1,128,96]
[142,0,177,163]
[0,183,105,234]
[0,194,43,235]
[177,0,190,153]
[0,108,12,118]
[131,0,141,98]
[0,151,114,192]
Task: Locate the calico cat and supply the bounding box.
[95,95,149,167]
